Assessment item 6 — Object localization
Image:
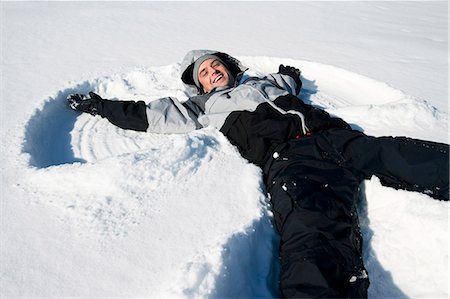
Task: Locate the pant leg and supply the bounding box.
[264,135,369,298]
[320,129,450,200]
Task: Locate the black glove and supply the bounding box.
[67,92,104,116]
[278,64,302,94]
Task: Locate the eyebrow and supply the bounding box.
[199,67,207,76]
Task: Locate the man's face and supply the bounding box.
[197,58,233,94]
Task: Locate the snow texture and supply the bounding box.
[1,2,448,298]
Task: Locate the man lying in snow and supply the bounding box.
[67,50,449,298]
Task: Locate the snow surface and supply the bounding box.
[1,1,448,298]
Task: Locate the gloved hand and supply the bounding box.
[278,64,302,94]
[67,92,149,131]
[67,92,104,116]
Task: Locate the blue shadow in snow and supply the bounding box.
[298,75,317,106]
[209,214,282,299]
[22,82,93,168]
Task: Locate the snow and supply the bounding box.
[1,1,448,298]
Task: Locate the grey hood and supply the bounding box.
[180,49,247,97]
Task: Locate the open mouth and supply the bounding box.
[213,74,224,83]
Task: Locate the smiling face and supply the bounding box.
[197,58,234,94]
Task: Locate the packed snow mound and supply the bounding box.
[19,57,448,298]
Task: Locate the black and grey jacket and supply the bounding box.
[143,50,306,134]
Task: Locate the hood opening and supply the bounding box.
[181,50,247,95]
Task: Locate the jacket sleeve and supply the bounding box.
[99,99,149,132]
[267,72,302,96]
[145,97,203,134]
[99,97,203,134]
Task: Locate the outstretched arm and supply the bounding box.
[67,92,202,134]
[265,64,303,96]
[68,92,149,131]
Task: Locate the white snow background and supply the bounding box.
[1,1,448,298]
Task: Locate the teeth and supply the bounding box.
[214,74,223,83]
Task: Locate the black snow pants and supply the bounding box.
[263,128,449,298]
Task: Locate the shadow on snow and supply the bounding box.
[22,81,93,168]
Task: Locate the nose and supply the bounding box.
[207,67,220,78]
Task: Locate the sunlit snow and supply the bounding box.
[1,2,448,298]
